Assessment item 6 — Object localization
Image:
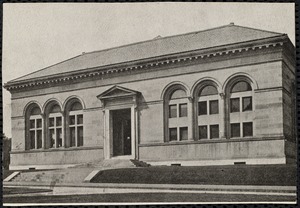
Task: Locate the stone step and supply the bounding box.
[11,168,94,183]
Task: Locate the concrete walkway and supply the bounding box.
[3,181,296,197]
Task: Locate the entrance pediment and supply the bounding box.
[97,85,139,100]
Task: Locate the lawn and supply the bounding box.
[3,187,52,195]
[3,192,296,203]
[91,164,296,186]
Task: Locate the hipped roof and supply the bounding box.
[10,23,283,83]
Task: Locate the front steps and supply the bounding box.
[72,159,150,169]
[7,159,150,184]
[9,168,95,184]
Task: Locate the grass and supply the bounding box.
[91,164,296,186]
[3,192,296,203]
[4,187,52,195]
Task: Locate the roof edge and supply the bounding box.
[4,34,286,92]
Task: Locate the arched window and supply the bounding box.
[25,104,43,150]
[45,103,63,149]
[167,89,188,142]
[197,85,220,139]
[66,100,83,147]
[229,81,253,138]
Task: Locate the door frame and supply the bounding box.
[103,104,137,160]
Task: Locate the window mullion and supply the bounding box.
[54,117,57,148]
[207,100,210,115]
[75,114,78,147]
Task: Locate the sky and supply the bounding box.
[2,2,295,138]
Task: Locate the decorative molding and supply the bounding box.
[138,136,285,147]
[10,145,104,154]
[4,39,285,92]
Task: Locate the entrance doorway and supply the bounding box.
[112,109,131,156]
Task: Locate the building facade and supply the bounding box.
[5,24,296,170]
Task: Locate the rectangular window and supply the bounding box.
[210,125,219,139]
[209,100,219,114]
[169,128,177,141]
[49,129,55,148]
[57,128,62,148]
[56,117,62,127]
[30,120,35,129]
[231,123,240,138]
[49,117,55,127]
[77,114,83,124]
[78,127,84,146]
[199,125,208,139]
[230,98,240,113]
[169,105,177,118]
[36,119,42,128]
[37,130,42,149]
[70,127,76,147]
[179,103,188,117]
[198,101,207,115]
[69,115,76,125]
[243,122,253,137]
[30,131,35,149]
[242,97,252,112]
[180,127,188,140]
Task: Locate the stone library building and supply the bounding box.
[5,23,296,170]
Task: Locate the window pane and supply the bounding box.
[209,100,219,114]
[69,115,76,125]
[200,85,218,96]
[198,101,207,115]
[210,125,219,139]
[199,125,208,139]
[242,97,252,112]
[170,89,186,99]
[71,102,83,111]
[49,117,55,127]
[243,122,253,137]
[37,130,42,149]
[169,105,177,118]
[78,127,84,146]
[169,128,177,141]
[70,127,76,147]
[30,131,35,149]
[77,114,83,124]
[179,103,187,117]
[230,98,240,113]
[51,104,61,113]
[30,119,35,129]
[36,119,42,128]
[49,129,55,148]
[231,123,240,138]
[31,107,41,115]
[180,127,188,141]
[231,81,252,93]
[56,117,62,127]
[57,128,62,148]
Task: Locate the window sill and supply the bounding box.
[10,145,103,154]
[139,136,285,147]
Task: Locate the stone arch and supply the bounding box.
[62,95,86,111]
[43,98,63,114]
[223,72,258,94]
[191,77,222,98]
[161,81,191,100]
[23,101,43,117]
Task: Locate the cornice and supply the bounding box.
[4,35,287,92]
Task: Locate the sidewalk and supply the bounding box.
[3,181,296,197]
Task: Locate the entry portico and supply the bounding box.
[97,85,139,160]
